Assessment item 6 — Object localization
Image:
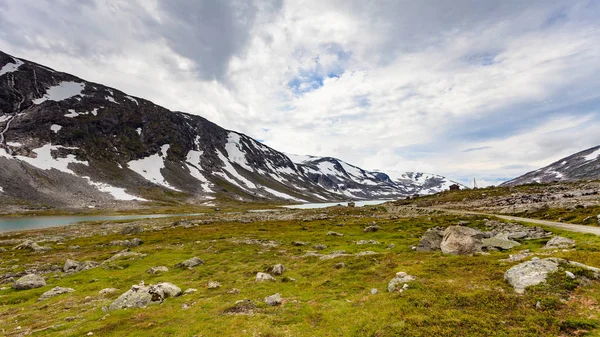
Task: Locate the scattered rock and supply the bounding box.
[272,264,285,275]
[149,282,182,300]
[104,251,147,264]
[370,288,378,295]
[482,235,521,251]
[147,266,169,274]
[440,226,485,255]
[68,245,80,250]
[484,220,551,240]
[319,251,351,260]
[13,240,51,253]
[109,238,143,248]
[38,286,74,301]
[65,316,83,322]
[64,259,99,273]
[183,288,198,295]
[356,251,378,257]
[265,293,282,306]
[227,288,241,294]
[292,241,309,246]
[208,281,221,289]
[99,288,119,296]
[388,272,416,292]
[356,240,381,245]
[334,262,346,269]
[108,282,182,310]
[544,236,575,249]
[121,225,143,235]
[327,231,344,237]
[504,250,531,262]
[313,244,327,250]
[13,274,46,290]
[504,257,559,294]
[416,227,445,252]
[387,244,395,249]
[176,257,204,269]
[256,272,276,282]
[565,271,576,279]
[224,299,256,315]
[364,225,381,232]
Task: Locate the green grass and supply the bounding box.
[1,208,600,336]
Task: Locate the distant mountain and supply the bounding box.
[0,50,458,209]
[501,145,600,186]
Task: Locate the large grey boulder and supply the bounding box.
[147,266,169,274]
[482,235,520,250]
[148,282,182,300]
[176,257,204,269]
[13,240,51,253]
[440,226,485,255]
[388,272,416,292]
[504,258,559,294]
[108,282,182,310]
[256,272,276,282]
[38,286,74,301]
[13,274,46,290]
[416,227,444,252]
[272,264,285,276]
[544,236,575,249]
[265,293,282,306]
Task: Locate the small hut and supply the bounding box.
[449,184,460,191]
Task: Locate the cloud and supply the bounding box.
[1,0,599,187]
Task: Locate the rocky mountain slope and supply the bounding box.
[502,145,600,186]
[0,51,458,209]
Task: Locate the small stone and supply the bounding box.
[313,244,327,250]
[99,288,119,296]
[334,262,346,269]
[327,231,344,237]
[265,293,282,306]
[256,272,276,282]
[208,281,221,289]
[183,288,198,295]
[227,288,241,294]
[121,224,143,235]
[88,332,94,336]
[388,272,416,292]
[147,266,169,274]
[364,225,381,232]
[370,288,378,295]
[176,257,204,269]
[387,244,395,249]
[292,241,309,246]
[68,245,80,250]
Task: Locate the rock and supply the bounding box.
[149,282,182,299]
[364,225,381,232]
[147,266,169,274]
[227,288,241,294]
[504,258,559,294]
[272,264,285,275]
[565,271,576,279]
[99,288,119,296]
[183,288,197,295]
[110,238,143,248]
[68,245,80,250]
[370,288,378,295]
[224,299,256,314]
[319,251,351,260]
[265,293,282,306]
[356,240,381,245]
[13,240,51,253]
[505,250,531,262]
[104,251,147,264]
[207,281,221,289]
[108,285,153,310]
[356,251,378,257]
[64,259,100,273]
[388,272,416,292]
[13,274,46,290]
[597,214,600,226]
[256,272,276,282]
[440,226,485,255]
[334,262,346,269]
[38,286,74,301]
[176,257,204,269]
[416,227,444,252]
[292,241,309,246]
[482,235,521,250]
[121,224,143,235]
[313,244,327,250]
[327,231,344,237]
[544,236,575,249]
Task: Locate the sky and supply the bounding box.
[1,0,600,187]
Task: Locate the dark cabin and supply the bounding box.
[449,184,461,191]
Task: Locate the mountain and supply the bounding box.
[387,172,468,194]
[501,145,600,186]
[0,50,457,209]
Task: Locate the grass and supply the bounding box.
[1,207,600,336]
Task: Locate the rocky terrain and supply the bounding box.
[0,50,459,211]
[2,203,600,336]
[502,145,600,186]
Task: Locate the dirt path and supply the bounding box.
[433,208,600,235]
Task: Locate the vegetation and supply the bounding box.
[2,206,600,336]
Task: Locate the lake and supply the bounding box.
[281,199,392,209]
[0,213,201,232]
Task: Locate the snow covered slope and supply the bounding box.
[502,145,600,186]
[0,50,459,208]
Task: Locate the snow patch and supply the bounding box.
[50,124,63,133]
[286,153,315,164]
[0,115,11,123]
[225,132,253,171]
[105,96,119,104]
[64,108,99,118]
[33,81,85,104]
[125,95,139,105]
[0,57,24,76]
[215,150,256,190]
[584,148,600,161]
[127,144,181,191]
[6,141,21,147]
[0,186,4,193]
[2,144,88,174]
[136,128,142,135]
[83,177,147,201]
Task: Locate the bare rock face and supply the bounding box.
[440,226,485,255]
[416,227,445,252]
[504,258,559,294]
[38,286,74,301]
[544,236,575,249]
[13,274,46,290]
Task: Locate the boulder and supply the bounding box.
[544,236,575,249]
[109,238,143,248]
[292,241,309,246]
[121,224,143,235]
[108,282,182,310]
[272,264,285,276]
[207,281,221,289]
[504,258,559,294]
[224,299,256,315]
[38,286,74,301]
[482,235,520,250]
[364,225,381,233]
[440,226,485,255]
[313,244,327,250]
[356,240,381,245]
[265,293,282,306]
[183,288,198,295]
[148,282,182,300]
[13,274,46,290]
[256,272,276,282]
[388,272,416,292]
[327,231,344,237]
[416,227,444,252]
[13,240,51,253]
[98,288,119,296]
[147,266,169,274]
[64,259,99,273]
[597,214,600,226]
[104,251,147,264]
[176,257,204,269]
